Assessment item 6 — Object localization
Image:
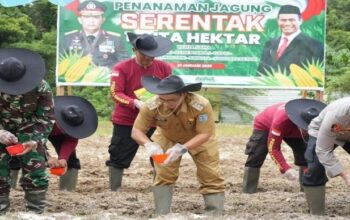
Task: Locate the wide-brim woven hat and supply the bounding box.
[141,75,202,95]
[54,96,98,139]
[0,48,45,95]
[127,32,173,57]
[285,98,326,130]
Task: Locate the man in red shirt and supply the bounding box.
[10,96,98,192]
[242,99,326,193]
[106,32,173,191]
[47,96,98,191]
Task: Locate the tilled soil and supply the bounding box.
[2,134,350,219]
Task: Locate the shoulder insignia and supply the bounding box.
[64,30,79,36]
[147,98,161,110]
[189,94,208,111]
[106,31,121,37]
[191,101,204,111]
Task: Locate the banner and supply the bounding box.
[57,0,326,89]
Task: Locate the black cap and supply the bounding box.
[278,5,301,16]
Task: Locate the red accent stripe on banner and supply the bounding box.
[170,63,225,69]
[302,0,326,21]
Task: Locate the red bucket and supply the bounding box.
[50,167,65,176]
[6,144,24,156]
[152,154,169,164]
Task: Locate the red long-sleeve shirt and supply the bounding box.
[254,103,302,173]
[110,58,172,126]
[49,123,78,161]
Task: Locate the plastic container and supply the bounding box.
[6,144,24,156]
[152,154,169,164]
[49,167,65,176]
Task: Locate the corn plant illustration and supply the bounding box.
[58,51,111,83]
[253,60,324,88]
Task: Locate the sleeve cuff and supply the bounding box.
[326,162,344,178]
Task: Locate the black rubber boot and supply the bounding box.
[242,167,260,193]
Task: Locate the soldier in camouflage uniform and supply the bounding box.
[0,48,54,214]
[61,0,129,68]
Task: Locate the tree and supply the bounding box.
[0,7,36,47]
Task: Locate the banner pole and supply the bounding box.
[315,90,324,102]
[302,90,308,98]
[56,86,64,96]
[67,86,73,95]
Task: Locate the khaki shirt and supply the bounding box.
[134,93,217,155]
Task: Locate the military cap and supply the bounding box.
[78,0,106,16]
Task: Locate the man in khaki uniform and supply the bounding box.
[131,75,225,216]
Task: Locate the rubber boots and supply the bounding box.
[153,185,173,215]
[109,166,124,191]
[0,194,10,214]
[299,166,306,192]
[304,185,325,215]
[59,168,78,191]
[24,189,46,214]
[10,169,19,189]
[203,192,225,216]
[242,167,260,193]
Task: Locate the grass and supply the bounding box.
[95,121,252,138]
[215,123,252,137]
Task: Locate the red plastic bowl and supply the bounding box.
[50,167,65,176]
[6,144,24,156]
[152,154,169,164]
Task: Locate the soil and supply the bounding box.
[2,134,350,219]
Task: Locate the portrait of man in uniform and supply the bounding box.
[61,0,129,69]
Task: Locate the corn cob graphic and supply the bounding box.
[290,64,318,87]
[64,55,92,82]
[308,64,324,82]
[58,58,70,76]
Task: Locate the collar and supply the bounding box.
[281,30,301,44]
[84,31,100,38]
[133,58,153,69]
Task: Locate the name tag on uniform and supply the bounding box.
[198,114,208,122]
[99,41,115,53]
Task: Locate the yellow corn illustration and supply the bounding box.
[290,64,318,87]
[274,73,295,87]
[82,68,101,82]
[58,58,70,76]
[308,64,324,82]
[64,55,92,82]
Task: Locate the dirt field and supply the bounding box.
[2,132,350,219]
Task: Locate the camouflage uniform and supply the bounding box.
[0,80,54,213]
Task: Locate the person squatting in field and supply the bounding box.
[0,48,55,214]
[132,75,225,216]
[301,97,350,215]
[242,99,326,194]
[10,96,98,192]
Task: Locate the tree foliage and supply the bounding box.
[325,0,350,97]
